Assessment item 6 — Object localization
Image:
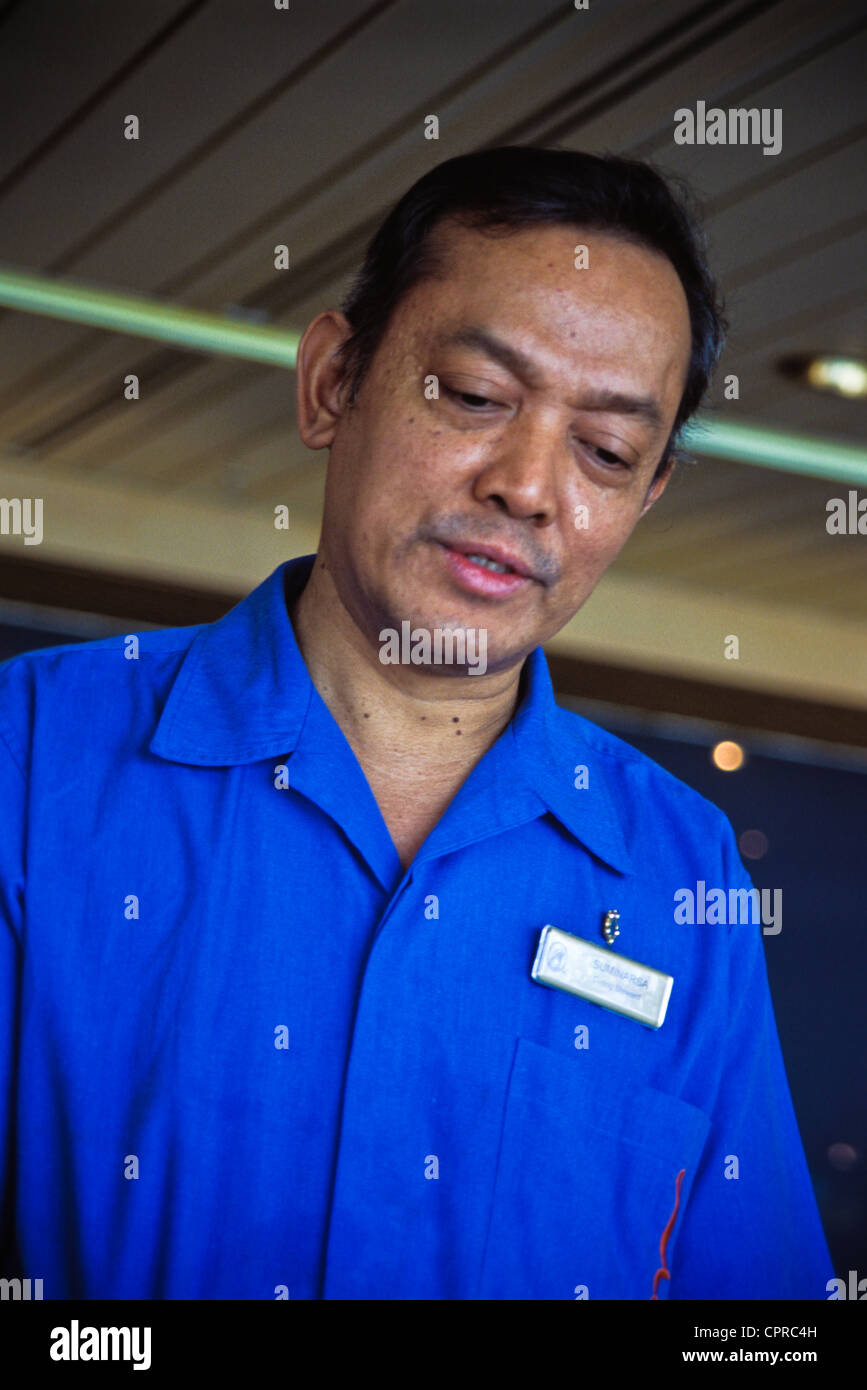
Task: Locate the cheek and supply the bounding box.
[563,503,631,555]
[373,419,471,495]
[342,430,439,540]
[559,501,643,593]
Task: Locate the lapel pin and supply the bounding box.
[602,908,620,945]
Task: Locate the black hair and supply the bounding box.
[338,146,726,471]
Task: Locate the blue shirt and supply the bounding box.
[0,554,833,1300]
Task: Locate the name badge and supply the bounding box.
[531,924,673,1029]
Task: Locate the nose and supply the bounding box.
[470,409,563,525]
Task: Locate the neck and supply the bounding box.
[288,554,525,775]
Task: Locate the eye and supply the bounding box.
[442,386,497,410]
[587,443,629,468]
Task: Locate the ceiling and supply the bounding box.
[0,0,865,711]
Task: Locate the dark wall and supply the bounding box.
[0,623,89,660]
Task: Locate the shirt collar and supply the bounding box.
[510,646,633,875]
[150,554,632,875]
[150,555,315,767]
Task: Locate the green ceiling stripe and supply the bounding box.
[681,419,867,487]
[0,266,299,369]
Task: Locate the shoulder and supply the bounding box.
[0,623,204,774]
[549,698,736,845]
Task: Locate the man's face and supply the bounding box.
[310,219,692,673]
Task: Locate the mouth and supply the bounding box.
[442,539,534,577]
[435,539,536,598]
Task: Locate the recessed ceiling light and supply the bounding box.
[711,740,746,772]
[779,353,867,399]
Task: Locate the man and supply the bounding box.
[0,148,832,1299]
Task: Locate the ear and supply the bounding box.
[639,452,676,517]
[295,310,354,450]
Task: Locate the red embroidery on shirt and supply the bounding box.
[650,1167,686,1299]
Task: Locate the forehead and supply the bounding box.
[393,218,692,391]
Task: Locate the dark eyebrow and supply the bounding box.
[576,387,665,432]
[438,325,666,433]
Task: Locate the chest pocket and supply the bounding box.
[476,1036,711,1300]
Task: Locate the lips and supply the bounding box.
[436,540,535,599]
[440,540,534,579]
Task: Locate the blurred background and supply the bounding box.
[0,0,864,1280]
